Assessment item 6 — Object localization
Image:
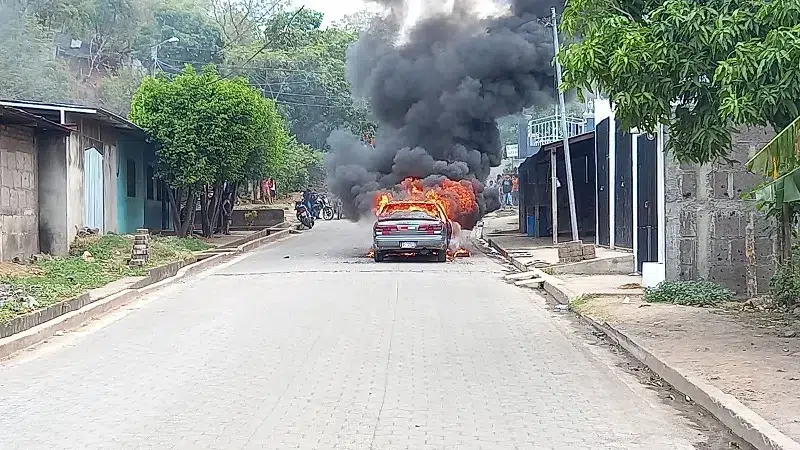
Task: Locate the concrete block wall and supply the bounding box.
[0,124,39,260]
[664,126,776,296]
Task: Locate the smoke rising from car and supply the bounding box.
[326,0,559,228]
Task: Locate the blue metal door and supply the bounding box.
[84,147,104,232]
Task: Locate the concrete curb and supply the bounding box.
[0,228,293,360]
[486,236,579,304]
[488,237,800,450]
[580,315,800,450]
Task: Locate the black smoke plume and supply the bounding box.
[326,0,559,228]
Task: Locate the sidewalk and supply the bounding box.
[480,212,800,450]
[575,296,800,445]
[0,225,292,360]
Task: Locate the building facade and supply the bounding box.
[0,100,168,258]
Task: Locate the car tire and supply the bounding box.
[374,251,384,262]
[437,250,447,262]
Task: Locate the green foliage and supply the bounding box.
[0,3,75,102]
[769,261,800,309]
[644,280,733,306]
[96,66,144,116]
[130,66,285,188]
[228,9,375,148]
[134,7,225,70]
[271,135,323,193]
[0,234,208,323]
[768,242,800,308]
[560,0,800,164]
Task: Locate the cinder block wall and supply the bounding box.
[0,124,39,260]
[664,126,776,296]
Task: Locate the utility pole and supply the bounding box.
[551,7,579,242]
[551,147,558,244]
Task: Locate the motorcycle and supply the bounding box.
[295,201,314,229]
[314,194,335,221]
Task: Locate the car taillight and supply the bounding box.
[374,224,397,234]
[418,223,443,233]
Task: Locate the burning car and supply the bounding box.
[372,200,453,262]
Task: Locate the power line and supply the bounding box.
[273,98,349,108]
[256,90,344,100]
[159,58,332,75]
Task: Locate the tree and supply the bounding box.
[83,0,144,76]
[271,135,323,193]
[559,0,800,164]
[134,7,225,72]
[23,0,93,32]
[333,8,382,34]
[96,66,144,116]
[0,3,75,102]
[210,0,288,47]
[226,8,376,148]
[130,65,286,236]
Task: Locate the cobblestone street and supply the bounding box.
[0,220,717,449]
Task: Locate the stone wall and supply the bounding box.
[664,126,776,296]
[0,124,39,260]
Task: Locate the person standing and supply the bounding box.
[260,178,270,204]
[496,174,504,205]
[502,175,513,207]
[269,178,277,203]
[511,175,519,206]
[221,193,234,235]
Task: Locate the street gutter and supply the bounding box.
[486,236,800,450]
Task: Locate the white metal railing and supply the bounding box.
[528,114,585,147]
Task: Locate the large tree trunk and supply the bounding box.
[168,187,197,238]
[200,183,225,237]
[209,183,225,234]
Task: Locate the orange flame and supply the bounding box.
[372,177,478,228]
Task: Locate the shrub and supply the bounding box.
[769,262,800,308]
[644,280,733,307]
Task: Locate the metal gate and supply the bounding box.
[84,147,104,232]
[595,118,610,246]
[636,135,658,271]
[614,125,634,249]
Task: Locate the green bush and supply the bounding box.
[644,280,733,307]
[769,262,800,308]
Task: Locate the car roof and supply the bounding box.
[385,199,436,205]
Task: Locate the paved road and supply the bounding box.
[0,220,710,449]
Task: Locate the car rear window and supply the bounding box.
[380,210,439,221]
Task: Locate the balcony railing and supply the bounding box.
[528,115,586,147]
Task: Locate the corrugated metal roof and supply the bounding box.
[0,106,71,134]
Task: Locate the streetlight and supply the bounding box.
[151,36,179,76]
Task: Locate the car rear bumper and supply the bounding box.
[373,235,447,251]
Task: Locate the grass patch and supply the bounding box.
[569,294,595,313]
[644,280,733,307]
[0,234,209,323]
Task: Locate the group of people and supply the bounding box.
[257,177,278,205]
[488,173,519,208]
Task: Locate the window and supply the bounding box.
[156,179,165,201]
[146,165,155,200]
[126,159,136,197]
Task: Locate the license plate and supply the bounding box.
[400,242,416,249]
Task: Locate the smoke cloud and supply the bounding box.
[326,0,559,228]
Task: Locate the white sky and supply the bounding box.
[294,0,507,28]
[295,0,368,25]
